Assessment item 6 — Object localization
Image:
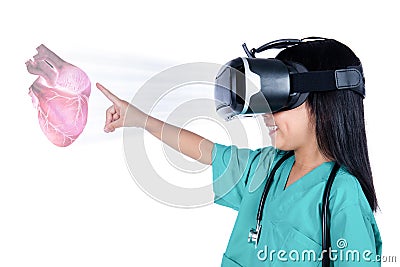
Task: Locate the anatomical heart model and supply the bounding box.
[26,45,91,147]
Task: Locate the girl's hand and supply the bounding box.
[96,82,146,132]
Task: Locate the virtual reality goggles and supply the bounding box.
[214,37,365,121]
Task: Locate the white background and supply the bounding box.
[0,0,399,266]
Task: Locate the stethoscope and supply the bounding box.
[247,150,340,267]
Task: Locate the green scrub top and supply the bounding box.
[211,143,382,267]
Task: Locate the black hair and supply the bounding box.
[276,39,378,212]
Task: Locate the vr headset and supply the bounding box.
[214,37,365,121]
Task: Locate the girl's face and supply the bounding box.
[263,102,315,151]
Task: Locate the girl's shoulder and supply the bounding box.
[329,166,375,219]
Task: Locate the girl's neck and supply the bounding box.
[293,144,332,171]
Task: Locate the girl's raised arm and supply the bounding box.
[97,82,214,165]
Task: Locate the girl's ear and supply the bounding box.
[304,99,315,126]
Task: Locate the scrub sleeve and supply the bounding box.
[211,142,274,211]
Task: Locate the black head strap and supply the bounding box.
[290,65,365,98]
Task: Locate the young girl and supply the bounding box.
[97,38,382,266]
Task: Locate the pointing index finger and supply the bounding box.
[96,82,120,104]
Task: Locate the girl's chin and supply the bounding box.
[271,137,288,151]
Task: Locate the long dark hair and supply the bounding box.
[276,39,378,212]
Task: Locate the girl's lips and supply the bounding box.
[269,128,278,136]
[267,125,278,135]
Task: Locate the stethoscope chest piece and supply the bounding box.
[248,223,262,248]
